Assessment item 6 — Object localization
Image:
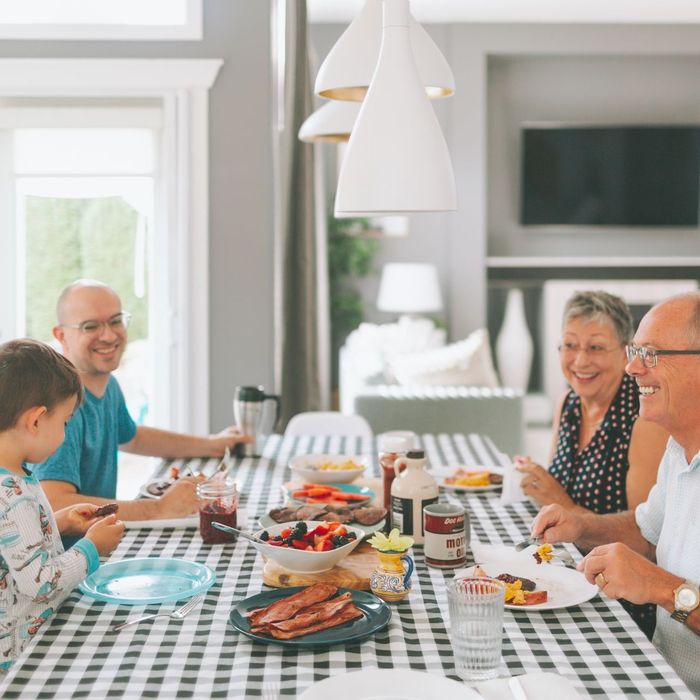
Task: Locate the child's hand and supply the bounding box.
[58,503,103,536]
[85,515,125,557]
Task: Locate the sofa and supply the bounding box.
[339,319,525,455]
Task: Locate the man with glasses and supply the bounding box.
[31,279,251,522]
[531,292,700,695]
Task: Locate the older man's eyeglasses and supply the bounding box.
[625,344,700,368]
[558,342,620,358]
[61,312,132,335]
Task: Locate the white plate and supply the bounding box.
[455,543,598,611]
[431,465,504,493]
[123,508,248,531]
[299,669,480,700]
[289,453,369,484]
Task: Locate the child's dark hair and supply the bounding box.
[0,339,83,431]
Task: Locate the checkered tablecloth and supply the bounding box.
[0,434,692,698]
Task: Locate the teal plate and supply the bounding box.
[283,482,375,507]
[79,557,216,605]
[229,587,391,648]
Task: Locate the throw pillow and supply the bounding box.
[388,328,500,388]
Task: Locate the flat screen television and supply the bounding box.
[520,125,700,227]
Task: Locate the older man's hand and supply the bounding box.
[578,542,670,605]
[531,503,585,544]
[204,427,253,457]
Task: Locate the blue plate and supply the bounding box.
[79,557,216,605]
[229,587,391,647]
[284,482,375,508]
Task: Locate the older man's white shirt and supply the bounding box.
[635,438,700,696]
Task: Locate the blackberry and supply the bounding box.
[259,531,269,542]
[331,535,350,547]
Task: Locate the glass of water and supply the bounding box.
[447,577,505,681]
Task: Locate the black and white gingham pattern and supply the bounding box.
[0,434,692,699]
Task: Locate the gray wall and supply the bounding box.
[311,22,700,347]
[0,0,275,431]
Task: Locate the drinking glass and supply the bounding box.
[447,577,505,681]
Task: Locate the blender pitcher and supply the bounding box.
[233,386,281,457]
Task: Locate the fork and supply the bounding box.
[112,595,202,631]
[204,447,232,483]
[513,537,578,568]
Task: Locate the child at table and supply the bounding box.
[0,339,124,673]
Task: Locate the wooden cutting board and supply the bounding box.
[262,542,377,590]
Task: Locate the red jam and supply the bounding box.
[199,500,237,544]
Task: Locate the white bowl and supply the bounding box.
[253,520,364,573]
[289,453,368,485]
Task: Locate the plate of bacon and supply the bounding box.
[229,583,391,647]
[455,544,598,611]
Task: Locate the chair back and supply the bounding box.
[284,411,373,441]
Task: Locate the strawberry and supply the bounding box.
[314,539,333,552]
[291,539,308,550]
[280,527,292,539]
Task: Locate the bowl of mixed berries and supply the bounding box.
[252,520,363,573]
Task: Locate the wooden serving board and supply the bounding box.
[262,542,376,590]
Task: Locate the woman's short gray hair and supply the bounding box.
[562,291,634,344]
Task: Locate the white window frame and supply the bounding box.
[0,58,222,435]
[0,0,202,41]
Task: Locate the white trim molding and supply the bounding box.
[0,58,222,435]
[0,0,202,41]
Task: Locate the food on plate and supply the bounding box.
[93,503,119,517]
[291,483,371,506]
[473,565,548,606]
[444,468,503,488]
[145,466,181,497]
[259,521,358,552]
[268,504,386,527]
[533,543,554,564]
[303,459,364,472]
[247,583,364,640]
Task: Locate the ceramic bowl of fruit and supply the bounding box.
[289,454,368,485]
[251,520,364,573]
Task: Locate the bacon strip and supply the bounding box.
[269,592,353,632]
[248,583,337,626]
[264,604,363,640]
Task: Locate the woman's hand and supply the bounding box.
[515,456,576,509]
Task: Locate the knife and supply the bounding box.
[508,676,529,700]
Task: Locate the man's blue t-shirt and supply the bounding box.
[30,376,137,498]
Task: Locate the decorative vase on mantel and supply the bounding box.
[495,288,533,393]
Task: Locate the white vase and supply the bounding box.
[496,288,533,392]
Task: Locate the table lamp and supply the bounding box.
[376,263,443,317]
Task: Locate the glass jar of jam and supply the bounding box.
[197,478,238,544]
[379,435,410,529]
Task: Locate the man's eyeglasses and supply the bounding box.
[625,344,700,368]
[558,342,621,358]
[61,312,132,335]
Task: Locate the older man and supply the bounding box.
[31,279,250,520]
[531,292,700,695]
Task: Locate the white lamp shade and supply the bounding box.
[377,263,443,313]
[314,0,455,101]
[334,0,457,215]
[298,100,360,143]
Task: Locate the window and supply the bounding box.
[0,59,221,435]
[0,0,202,40]
[3,115,160,427]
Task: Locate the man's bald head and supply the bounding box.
[56,279,120,325]
[650,292,700,346]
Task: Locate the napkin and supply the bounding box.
[498,453,528,506]
[476,672,582,699]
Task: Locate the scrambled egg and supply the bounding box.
[315,459,363,471]
[534,543,554,564]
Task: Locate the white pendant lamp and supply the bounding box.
[315,0,454,101]
[298,100,360,143]
[334,0,457,215]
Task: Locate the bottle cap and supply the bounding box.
[378,435,409,453]
[406,449,425,459]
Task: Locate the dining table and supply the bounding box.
[0,433,693,699]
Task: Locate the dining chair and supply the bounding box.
[284,411,373,441]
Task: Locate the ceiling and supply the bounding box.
[308,0,700,25]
